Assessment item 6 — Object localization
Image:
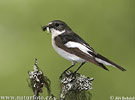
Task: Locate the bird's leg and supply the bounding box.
[60,62,75,79]
[74,62,86,73]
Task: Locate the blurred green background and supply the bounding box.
[0,0,134,100]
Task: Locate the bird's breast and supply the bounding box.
[51,38,85,63]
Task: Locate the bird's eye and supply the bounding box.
[55,23,59,27]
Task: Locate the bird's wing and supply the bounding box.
[59,32,95,52]
[55,33,126,71]
[54,35,109,71]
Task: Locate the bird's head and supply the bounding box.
[42,20,71,35]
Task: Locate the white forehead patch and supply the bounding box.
[48,22,52,25]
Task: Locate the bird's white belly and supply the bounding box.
[52,40,85,63]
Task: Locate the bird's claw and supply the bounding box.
[59,71,80,80]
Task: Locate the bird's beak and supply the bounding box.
[41,24,50,33]
[42,25,48,31]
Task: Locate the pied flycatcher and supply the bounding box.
[42,20,126,78]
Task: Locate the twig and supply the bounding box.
[60,71,94,100]
[28,58,51,100]
[27,59,94,100]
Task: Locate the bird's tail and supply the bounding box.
[95,53,126,71]
[88,51,126,71]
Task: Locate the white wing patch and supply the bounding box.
[65,41,92,56]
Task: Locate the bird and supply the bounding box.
[42,20,126,78]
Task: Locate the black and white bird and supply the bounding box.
[42,20,126,78]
